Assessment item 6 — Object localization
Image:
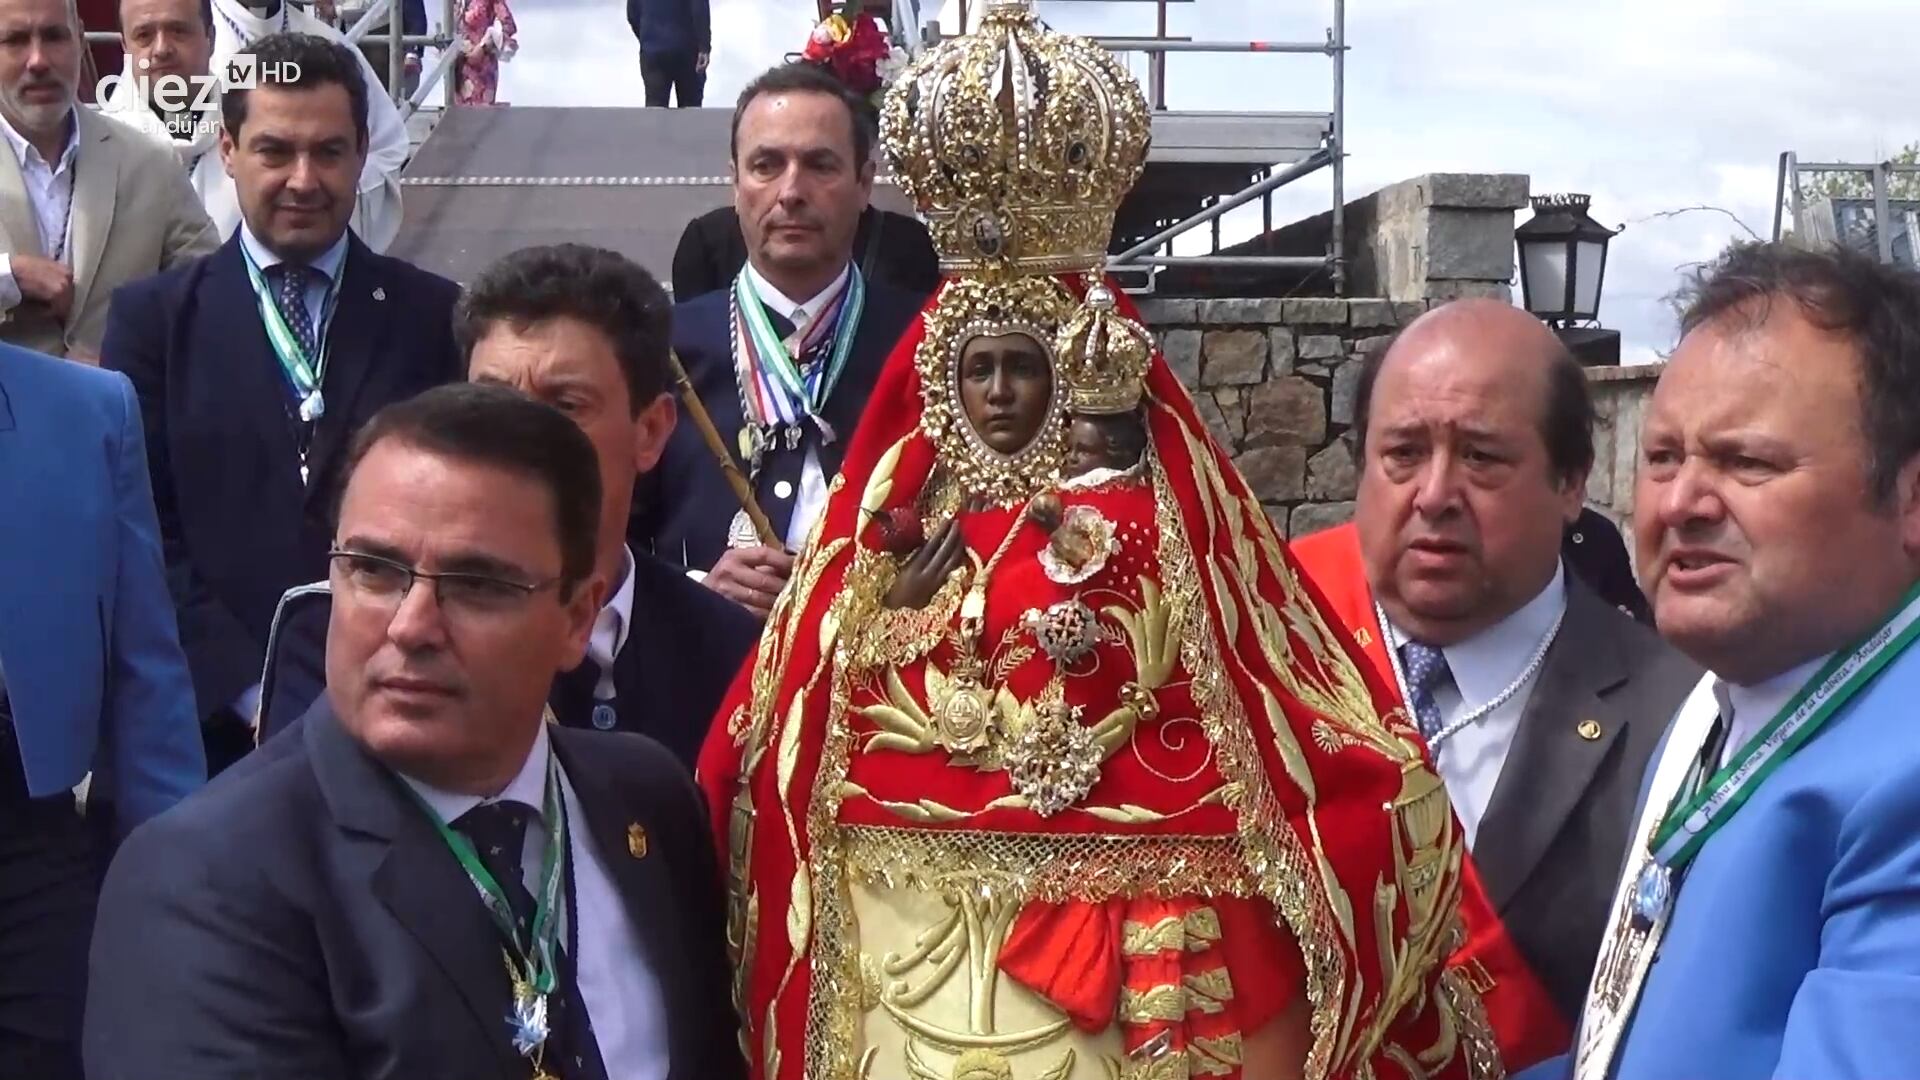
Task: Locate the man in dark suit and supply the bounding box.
[671,203,941,304]
[102,33,462,771]
[464,243,758,767]
[0,343,204,1080]
[1290,299,1700,1056]
[84,383,745,1080]
[634,61,924,617]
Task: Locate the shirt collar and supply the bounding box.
[0,109,77,175]
[1720,652,1834,739]
[744,259,851,324]
[590,544,638,666]
[238,220,350,284]
[1384,560,1567,708]
[397,719,552,826]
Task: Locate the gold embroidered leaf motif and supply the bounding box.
[859,700,935,755]
[1184,967,1235,1008]
[1261,687,1317,803]
[861,433,909,519]
[837,782,973,823]
[1122,916,1186,956]
[776,690,807,793]
[1190,1034,1243,1076]
[1120,984,1189,1023]
[787,868,812,955]
[1103,577,1175,689]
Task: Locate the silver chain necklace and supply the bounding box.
[1376,600,1565,752]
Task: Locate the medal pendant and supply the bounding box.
[784,424,801,451]
[931,676,995,754]
[1629,862,1672,932]
[509,988,550,1057]
[726,509,761,550]
[298,389,325,423]
[591,702,618,731]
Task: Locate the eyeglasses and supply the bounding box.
[328,549,561,616]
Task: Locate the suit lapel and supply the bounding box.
[550,729,697,1069]
[304,702,521,1079]
[1474,579,1628,911]
[302,236,390,510]
[66,111,116,319]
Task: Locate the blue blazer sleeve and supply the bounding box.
[97,372,205,832]
[1773,760,1920,1077]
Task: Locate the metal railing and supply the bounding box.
[1774,151,1920,265]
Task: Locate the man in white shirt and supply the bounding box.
[102,0,410,251]
[0,0,214,360]
[462,243,759,768]
[635,61,925,618]
[1290,298,1700,1032]
[83,382,746,1080]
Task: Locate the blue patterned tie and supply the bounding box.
[270,263,318,361]
[1400,640,1452,741]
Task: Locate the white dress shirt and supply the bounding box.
[743,259,850,552]
[1384,561,1568,849]
[397,721,670,1080]
[1715,652,1834,770]
[587,546,639,698]
[0,111,77,310]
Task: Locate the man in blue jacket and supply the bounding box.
[628,0,709,107]
[0,342,204,1079]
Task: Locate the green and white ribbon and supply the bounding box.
[1649,579,1920,871]
[240,243,341,424]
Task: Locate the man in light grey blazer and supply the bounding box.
[1291,299,1701,1038]
[0,0,215,361]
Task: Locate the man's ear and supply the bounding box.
[632,393,677,475]
[219,124,237,176]
[1894,453,1920,558]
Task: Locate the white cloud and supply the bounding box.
[486,0,1918,362]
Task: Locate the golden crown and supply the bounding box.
[1055,278,1153,414]
[879,0,1152,277]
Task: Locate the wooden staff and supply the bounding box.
[667,347,779,546]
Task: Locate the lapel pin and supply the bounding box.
[1354,627,1373,648]
[626,822,649,859]
[1577,719,1603,741]
[372,286,386,301]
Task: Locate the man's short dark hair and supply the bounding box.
[1676,241,1920,505]
[118,0,215,33]
[1351,320,1597,487]
[341,384,602,597]
[729,61,875,167]
[453,245,673,414]
[221,32,370,146]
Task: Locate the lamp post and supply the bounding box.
[1515,193,1622,366]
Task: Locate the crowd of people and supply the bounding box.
[5,0,1920,1078]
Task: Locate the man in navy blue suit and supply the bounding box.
[464,244,758,768]
[0,343,203,1079]
[102,33,462,772]
[634,61,924,618]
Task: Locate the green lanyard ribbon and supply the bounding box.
[732,267,864,430]
[405,748,569,1052]
[240,242,341,421]
[1650,579,1920,870]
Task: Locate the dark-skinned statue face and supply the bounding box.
[958,331,1054,455]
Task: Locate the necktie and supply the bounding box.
[550,657,617,731]
[269,263,319,361]
[452,801,537,939]
[453,799,610,1080]
[1399,640,1452,741]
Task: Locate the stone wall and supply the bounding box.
[1136,295,1431,537]
[1135,310,1667,543]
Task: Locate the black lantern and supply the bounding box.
[1516,193,1619,326]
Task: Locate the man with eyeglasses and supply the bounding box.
[84,383,745,1080]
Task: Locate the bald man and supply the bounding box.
[1292,299,1700,1060]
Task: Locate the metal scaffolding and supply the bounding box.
[1774,152,1920,266]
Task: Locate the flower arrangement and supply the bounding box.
[795,0,909,109]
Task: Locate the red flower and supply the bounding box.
[827,13,891,94]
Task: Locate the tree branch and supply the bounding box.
[1628,204,1763,243]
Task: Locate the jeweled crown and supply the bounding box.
[879,0,1152,277]
[1055,279,1153,413]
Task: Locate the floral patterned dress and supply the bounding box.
[452,0,516,106]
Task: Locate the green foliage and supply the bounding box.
[1807,143,1920,202]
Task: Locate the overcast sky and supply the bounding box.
[489,0,1916,363]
